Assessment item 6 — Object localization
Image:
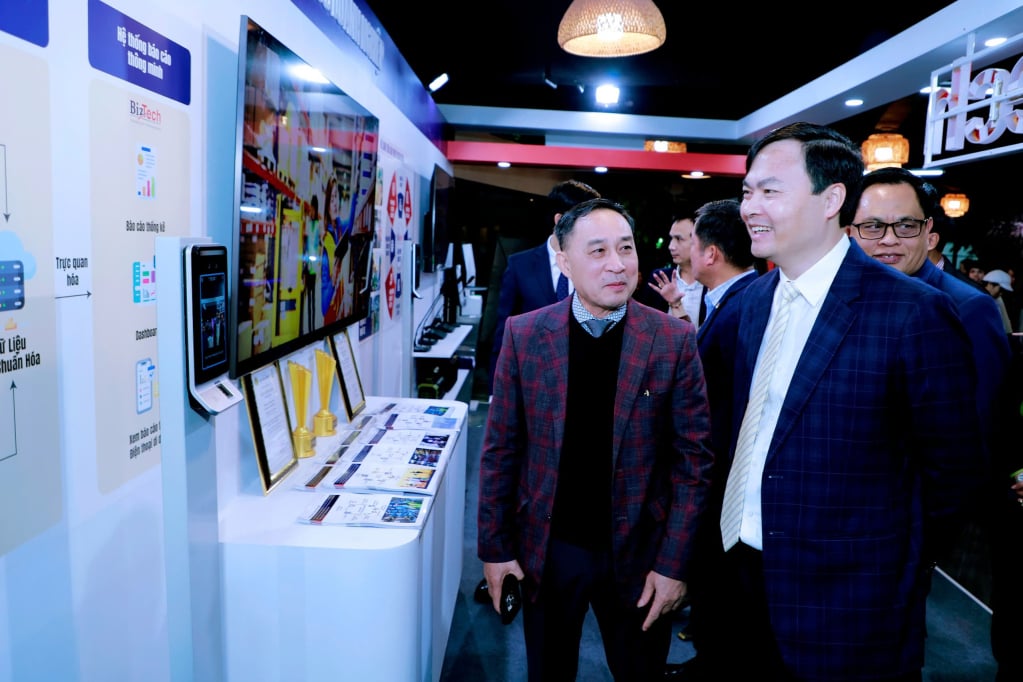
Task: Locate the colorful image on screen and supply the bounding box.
[230,16,379,378]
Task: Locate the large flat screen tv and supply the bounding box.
[229,16,379,379]
[421,164,454,273]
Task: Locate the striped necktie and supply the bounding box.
[720,280,798,551]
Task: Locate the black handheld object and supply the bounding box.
[500,574,522,625]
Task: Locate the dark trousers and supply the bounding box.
[522,538,671,682]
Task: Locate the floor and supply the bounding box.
[440,401,999,681]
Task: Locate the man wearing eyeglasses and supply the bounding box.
[847,167,1009,447]
[848,166,1019,682]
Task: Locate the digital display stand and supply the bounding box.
[184,243,243,414]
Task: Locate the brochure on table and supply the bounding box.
[238,394,465,529]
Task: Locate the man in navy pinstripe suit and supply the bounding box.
[706,123,982,681]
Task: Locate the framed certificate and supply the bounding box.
[332,328,366,419]
[241,363,298,494]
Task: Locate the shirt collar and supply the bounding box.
[546,235,559,268]
[705,269,756,309]
[779,235,849,307]
[571,294,627,331]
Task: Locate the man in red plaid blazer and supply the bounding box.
[478,198,714,680]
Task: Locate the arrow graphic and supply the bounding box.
[1,380,16,462]
[0,143,8,222]
[55,291,92,300]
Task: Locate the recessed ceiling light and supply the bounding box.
[845,98,864,107]
[909,169,944,177]
[497,161,511,168]
[594,166,608,173]
[985,36,1007,48]
[681,172,708,180]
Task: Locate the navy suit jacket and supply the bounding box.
[489,242,559,391]
[695,270,758,457]
[915,259,1012,458]
[728,240,982,679]
[479,298,714,601]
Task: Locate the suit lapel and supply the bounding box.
[528,245,557,304]
[538,300,572,457]
[613,302,652,467]
[766,247,862,455]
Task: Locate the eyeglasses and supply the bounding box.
[851,218,928,240]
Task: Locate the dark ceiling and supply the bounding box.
[364,1,954,121]
[363,1,1022,233]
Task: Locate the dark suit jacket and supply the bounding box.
[489,242,558,391]
[478,298,714,602]
[728,240,982,679]
[915,259,1011,457]
[695,270,758,457]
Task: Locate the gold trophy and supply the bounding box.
[288,360,315,458]
[313,348,338,437]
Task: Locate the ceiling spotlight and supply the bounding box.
[577,83,585,94]
[984,36,1007,48]
[595,84,620,105]
[594,166,608,173]
[428,73,449,92]
[544,77,558,89]
[845,98,864,107]
[497,161,511,168]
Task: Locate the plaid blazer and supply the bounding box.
[478,297,714,603]
[731,239,982,680]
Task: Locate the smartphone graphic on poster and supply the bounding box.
[136,357,155,414]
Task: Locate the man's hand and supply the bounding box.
[648,269,682,307]
[483,560,525,614]
[636,571,687,631]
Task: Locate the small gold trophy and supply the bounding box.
[288,360,315,458]
[313,348,338,437]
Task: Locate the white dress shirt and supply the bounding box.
[738,237,848,549]
[675,268,705,327]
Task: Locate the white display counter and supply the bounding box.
[219,397,467,682]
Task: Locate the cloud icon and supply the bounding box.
[0,231,36,279]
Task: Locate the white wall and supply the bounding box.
[0,1,447,680]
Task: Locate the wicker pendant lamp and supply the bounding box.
[861,133,909,172]
[558,0,667,58]
[940,193,970,218]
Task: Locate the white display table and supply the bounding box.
[219,397,467,682]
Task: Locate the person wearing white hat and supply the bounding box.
[983,268,1014,292]
[982,269,1014,334]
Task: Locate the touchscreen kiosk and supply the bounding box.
[184,244,243,414]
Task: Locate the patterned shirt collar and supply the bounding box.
[570,294,627,335]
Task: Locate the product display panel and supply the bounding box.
[229,16,379,379]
